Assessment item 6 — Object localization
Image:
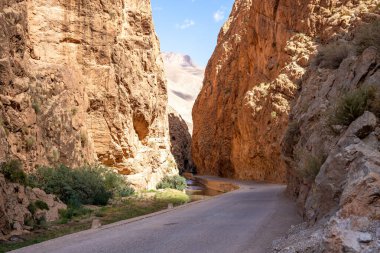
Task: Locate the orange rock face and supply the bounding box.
[0,0,177,188]
[192,0,377,182]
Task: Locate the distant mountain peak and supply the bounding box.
[162,52,197,68]
[161,52,204,124]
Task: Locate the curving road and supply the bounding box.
[12,178,300,253]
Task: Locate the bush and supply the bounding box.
[0,160,28,185]
[27,200,49,216]
[35,200,49,210]
[30,165,134,206]
[31,165,112,206]
[315,41,350,69]
[354,20,380,54]
[28,203,37,215]
[103,171,135,197]
[157,175,187,191]
[328,86,378,127]
[58,206,92,224]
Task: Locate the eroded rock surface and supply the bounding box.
[191,0,379,251]
[0,0,177,188]
[192,0,378,182]
[0,174,66,240]
[168,107,194,174]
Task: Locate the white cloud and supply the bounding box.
[176,19,195,30]
[213,7,226,22]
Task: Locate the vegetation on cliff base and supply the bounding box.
[30,165,135,206]
[0,190,190,252]
[157,175,187,191]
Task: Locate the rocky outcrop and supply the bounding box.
[274,43,380,252]
[192,0,378,182]
[192,0,379,251]
[0,174,66,240]
[0,0,177,188]
[168,107,194,174]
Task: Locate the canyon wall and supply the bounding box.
[0,0,177,189]
[192,0,378,182]
[192,0,379,251]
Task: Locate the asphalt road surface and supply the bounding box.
[12,179,300,253]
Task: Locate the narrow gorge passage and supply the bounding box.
[11,180,300,253]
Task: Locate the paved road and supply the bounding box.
[13,179,300,253]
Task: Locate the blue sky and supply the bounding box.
[151,0,234,67]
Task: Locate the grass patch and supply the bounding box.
[328,86,378,127]
[58,206,92,224]
[157,175,187,191]
[155,189,190,205]
[0,222,91,253]
[0,189,190,252]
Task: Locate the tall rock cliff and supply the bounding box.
[192,0,379,251]
[192,0,378,182]
[0,0,177,189]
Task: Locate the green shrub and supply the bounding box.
[104,171,135,197]
[58,206,92,223]
[35,200,49,210]
[28,203,37,215]
[28,200,49,215]
[0,160,28,185]
[118,187,135,197]
[35,215,47,228]
[315,41,350,69]
[328,86,378,127]
[157,175,187,191]
[31,165,112,206]
[354,20,380,54]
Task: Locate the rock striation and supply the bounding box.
[0,0,177,189]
